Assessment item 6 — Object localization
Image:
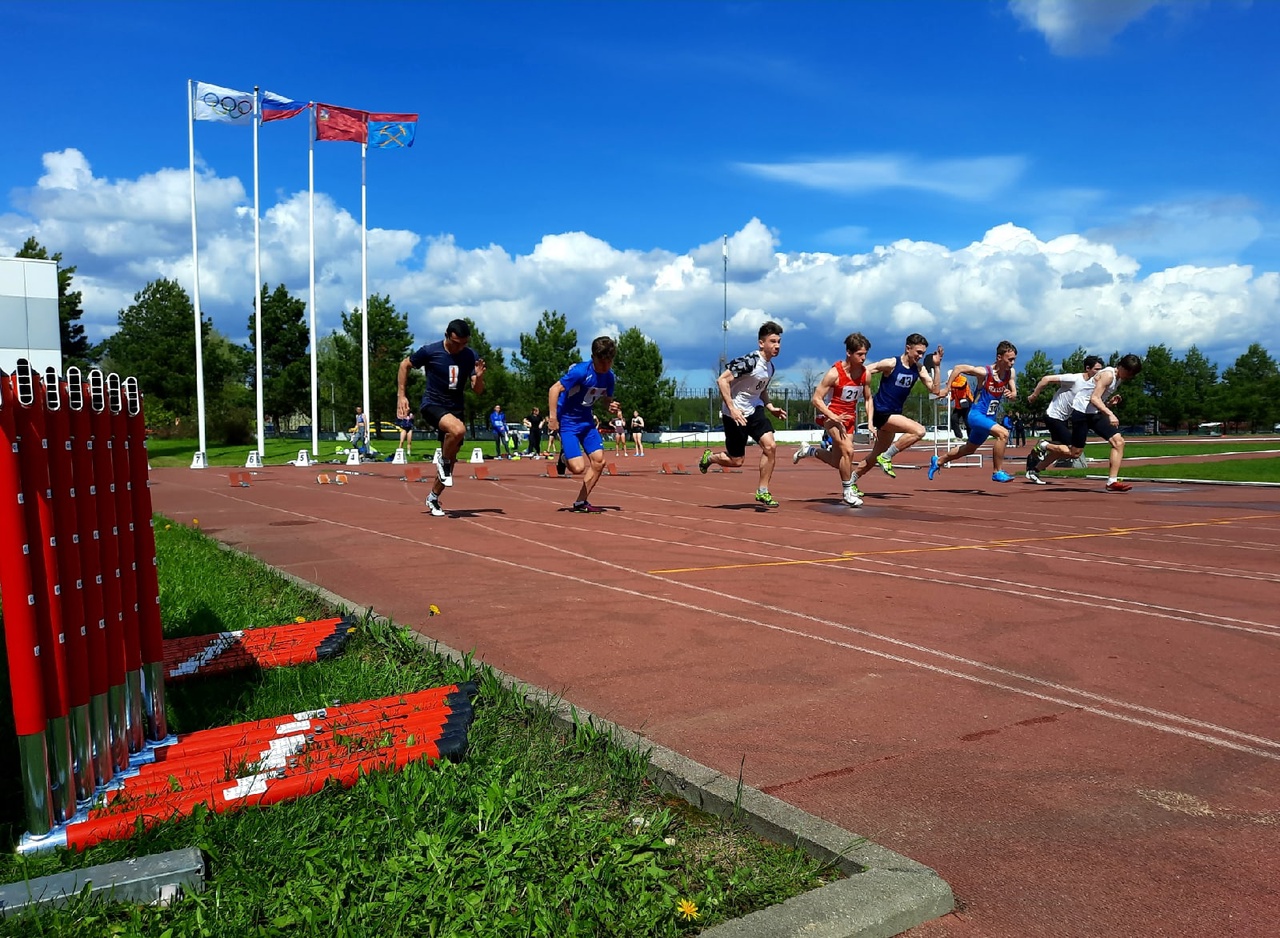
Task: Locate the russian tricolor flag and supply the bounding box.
[261,91,309,122]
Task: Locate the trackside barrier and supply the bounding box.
[1,362,467,855]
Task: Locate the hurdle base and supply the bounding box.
[2,846,206,905]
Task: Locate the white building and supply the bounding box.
[0,256,62,375]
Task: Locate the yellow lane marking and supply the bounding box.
[648,515,1272,575]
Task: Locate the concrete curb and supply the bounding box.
[258,563,956,938]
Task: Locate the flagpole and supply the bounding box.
[187,79,208,469]
[308,103,319,458]
[252,87,265,461]
[361,141,370,429]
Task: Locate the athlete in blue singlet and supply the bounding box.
[547,335,622,513]
[854,333,943,486]
[929,341,1018,484]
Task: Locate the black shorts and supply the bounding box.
[722,408,775,459]
[421,405,463,437]
[873,410,896,430]
[1045,415,1072,446]
[1069,411,1117,448]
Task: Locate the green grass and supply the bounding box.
[1049,456,1280,484]
[0,520,838,936]
[1088,439,1280,458]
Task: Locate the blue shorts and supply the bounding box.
[966,409,999,446]
[560,423,603,460]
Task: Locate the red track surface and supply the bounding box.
[150,446,1280,937]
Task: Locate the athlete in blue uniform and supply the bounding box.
[854,333,943,486]
[397,319,486,517]
[547,336,622,513]
[929,341,1018,483]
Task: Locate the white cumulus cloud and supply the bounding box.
[2,150,1276,388]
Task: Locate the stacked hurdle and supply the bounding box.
[0,363,168,845]
[0,361,473,853]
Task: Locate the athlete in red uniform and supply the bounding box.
[793,332,875,507]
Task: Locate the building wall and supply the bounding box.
[0,256,62,375]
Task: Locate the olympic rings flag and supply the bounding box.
[192,81,254,126]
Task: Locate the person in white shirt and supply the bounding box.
[1023,355,1104,484]
[1069,353,1143,493]
[699,321,788,508]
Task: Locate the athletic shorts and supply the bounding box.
[421,405,462,437]
[394,416,414,432]
[560,423,603,460]
[722,408,775,459]
[1070,411,1118,448]
[1045,415,1072,446]
[965,408,1000,447]
[817,412,858,437]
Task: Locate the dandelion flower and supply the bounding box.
[295,616,306,623]
[676,899,699,921]
[429,604,440,616]
[164,524,171,530]
[192,518,199,526]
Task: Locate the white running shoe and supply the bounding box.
[426,494,446,517]
[433,449,453,487]
[842,487,863,507]
[1025,470,1046,485]
[792,444,815,465]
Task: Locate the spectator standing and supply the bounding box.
[489,404,513,458]
[629,410,646,457]
[352,406,369,456]
[610,411,629,455]
[523,406,546,457]
[395,414,414,459]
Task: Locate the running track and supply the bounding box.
[150,446,1280,937]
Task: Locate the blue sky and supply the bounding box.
[2,0,1278,392]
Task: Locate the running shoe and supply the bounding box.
[1025,470,1046,485]
[1025,450,1039,474]
[992,470,1014,483]
[426,494,446,517]
[698,448,712,474]
[875,453,896,478]
[570,501,605,513]
[848,480,864,499]
[928,455,940,481]
[754,490,780,508]
[433,449,453,487]
[842,487,863,507]
[792,444,815,464]
[1105,480,1132,493]
[1034,438,1049,458]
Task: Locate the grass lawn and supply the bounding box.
[0,520,838,936]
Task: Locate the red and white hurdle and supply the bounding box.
[0,361,168,849]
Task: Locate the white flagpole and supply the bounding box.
[252,87,265,460]
[187,79,208,469]
[361,141,370,429]
[308,103,319,457]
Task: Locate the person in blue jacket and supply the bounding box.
[547,336,622,513]
[489,404,513,458]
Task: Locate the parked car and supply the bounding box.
[675,421,711,433]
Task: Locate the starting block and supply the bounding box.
[603,462,630,477]
[316,473,350,485]
[401,466,425,482]
[661,462,691,475]
[228,471,251,488]
[469,447,485,464]
[710,465,742,474]
[470,465,499,481]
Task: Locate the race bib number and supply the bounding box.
[895,374,914,388]
[447,365,460,389]
[987,399,1000,416]
[839,386,860,402]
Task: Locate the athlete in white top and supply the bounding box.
[699,321,788,507]
[1069,353,1144,492]
[1023,356,1104,483]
